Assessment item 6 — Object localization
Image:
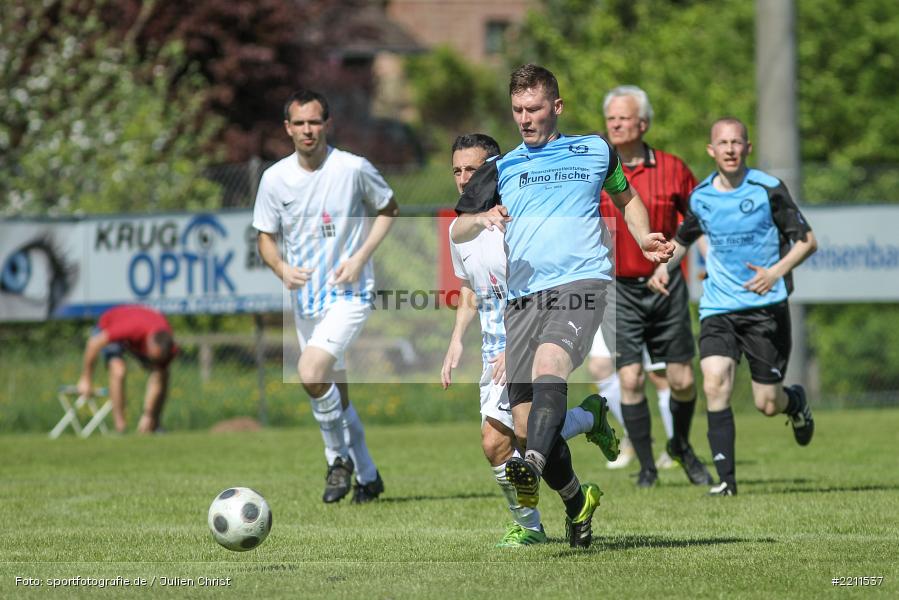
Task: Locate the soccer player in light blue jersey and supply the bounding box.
[649,117,818,496]
[453,65,674,548]
[441,133,619,548]
[254,89,399,504]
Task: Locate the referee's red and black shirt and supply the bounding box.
[600,144,697,278]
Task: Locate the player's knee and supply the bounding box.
[588,356,614,380]
[666,366,695,396]
[298,360,328,389]
[617,364,644,393]
[753,390,779,416]
[107,359,127,381]
[703,375,729,401]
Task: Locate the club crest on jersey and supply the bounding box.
[740,199,754,214]
[488,272,505,299]
[320,210,336,238]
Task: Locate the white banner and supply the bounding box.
[688,205,899,303]
[0,211,281,322]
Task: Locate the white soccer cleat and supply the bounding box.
[606,436,635,469]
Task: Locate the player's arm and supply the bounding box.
[441,284,479,389]
[332,197,399,284]
[451,160,507,243]
[648,206,702,296]
[745,182,818,295]
[77,329,109,396]
[257,231,312,290]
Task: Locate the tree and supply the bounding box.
[0,0,222,215]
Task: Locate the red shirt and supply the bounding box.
[98,305,174,361]
[600,145,697,278]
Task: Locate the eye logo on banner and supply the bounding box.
[128,215,235,298]
[0,235,78,318]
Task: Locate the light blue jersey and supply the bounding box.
[456,134,627,299]
[676,168,811,319]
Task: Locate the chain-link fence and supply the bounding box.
[2,161,898,434]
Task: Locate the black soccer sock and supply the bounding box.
[540,438,584,519]
[526,375,569,467]
[670,395,697,450]
[707,408,736,486]
[783,386,800,415]
[622,398,656,474]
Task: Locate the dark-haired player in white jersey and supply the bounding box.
[650,117,817,496]
[441,133,619,548]
[253,89,399,504]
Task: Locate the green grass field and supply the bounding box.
[3,407,897,599]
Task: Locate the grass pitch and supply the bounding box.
[2,407,898,599]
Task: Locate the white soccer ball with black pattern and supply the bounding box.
[207,487,272,551]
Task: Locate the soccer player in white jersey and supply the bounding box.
[441,133,619,548]
[253,89,399,504]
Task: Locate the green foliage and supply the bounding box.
[512,0,755,172]
[808,304,899,399]
[0,0,223,216]
[404,46,520,155]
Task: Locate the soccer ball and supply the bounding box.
[207,487,272,551]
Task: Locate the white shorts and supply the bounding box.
[294,300,370,371]
[589,330,666,372]
[479,360,514,431]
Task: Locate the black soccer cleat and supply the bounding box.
[708,480,737,496]
[351,471,385,504]
[505,457,540,508]
[666,439,715,485]
[786,385,814,446]
[322,456,355,503]
[636,468,658,488]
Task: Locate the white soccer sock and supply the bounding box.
[309,383,348,464]
[342,403,378,484]
[657,387,674,441]
[493,461,542,531]
[598,373,626,436]
[560,406,593,439]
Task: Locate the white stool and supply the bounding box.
[49,385,112,439]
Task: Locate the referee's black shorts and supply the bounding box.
[600,268,695,368]
[699,300,791,384]
[505,279,608,407]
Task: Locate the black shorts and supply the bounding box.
[699,301,791,384]
[505,279,608,407]
[600,269,696,367]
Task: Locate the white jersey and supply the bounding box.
[253,147,393,318]
[448,219,506,360]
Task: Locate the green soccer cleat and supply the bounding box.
[495,522,548,548]
[566,483,603,549]
[505,457,540,508]
[580,394,621,461]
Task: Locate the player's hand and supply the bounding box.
[640,233,675,264]
[489,351,506,385]
[331,255,364,285]
[647,264,670,296]
[281,264,313,290]
[744,262,777,295]
[76,374,92,398]
[441,340,463,389]
[477,205,512,233]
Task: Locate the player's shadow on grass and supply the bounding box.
[379,491,497,504]
[753,483,899,495]
[552,535,775,556]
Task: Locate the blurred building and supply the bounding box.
[387,0,533,62]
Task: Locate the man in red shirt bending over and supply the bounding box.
[596,85,712,488]
[77,305,177,433]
